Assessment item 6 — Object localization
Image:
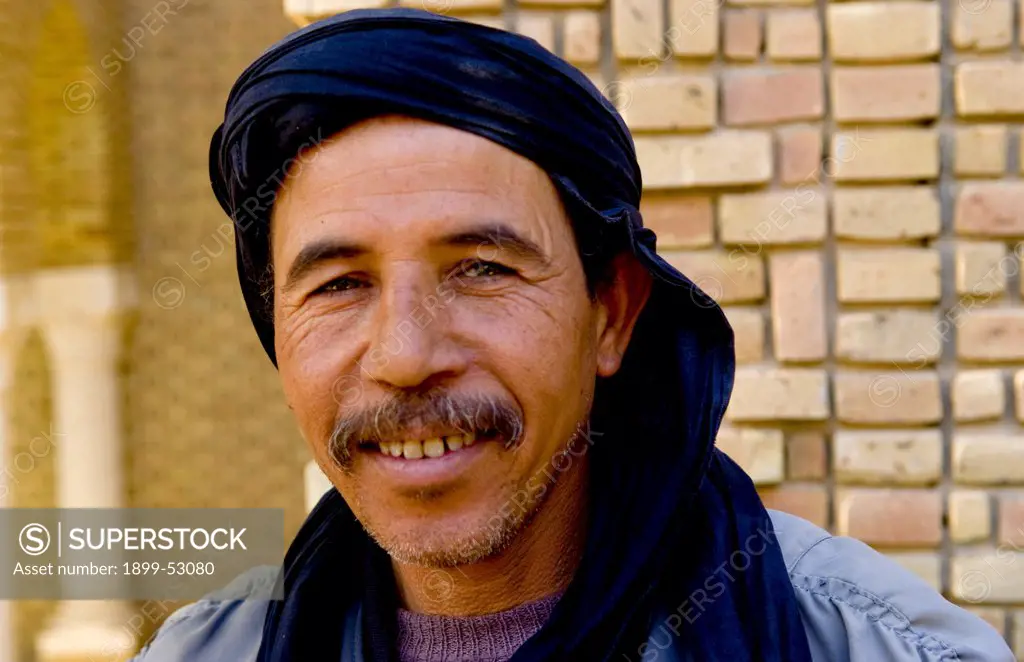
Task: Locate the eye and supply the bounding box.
[458,260,516,279]
[312,275,369,295]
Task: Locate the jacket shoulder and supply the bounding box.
[767,509,1014,662]
[129,565,277,662]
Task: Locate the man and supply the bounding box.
[135,8,1013,662]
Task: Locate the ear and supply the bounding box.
[594,252,653,378]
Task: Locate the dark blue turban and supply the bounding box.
[209,8,813,662]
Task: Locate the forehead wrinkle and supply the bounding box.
[287,174,545,230]
[315,158,487,185]
[342,188,518,205]
[288,159,504,205]
[290,187,524,232]
[295,121,544,189]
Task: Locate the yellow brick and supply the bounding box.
[827,2,940,63]
[458,14,505,28]
[661,250,766,303]
[953,370,1006,422]
[886,552,942,592]
[618,74,716,131]
[769,251,827,362]
[837,248,941,303]
[515,13,556,51]
[955,125,1008,176]
[641,194,713,248]
[520,0,604,5]
[722,68,824,126]
[949,489,992,543]
[778,126,824,185]
[563,11,602,65]
[726,367,830,421]
[765,9,821,61]
[760,484,829,526]
[729,0,813,7]
[834,370,942,425]
[612,0,664,59]
[786,431,827,480]
[953,433,1024,485]
[1020,133,1024,176]
[954,182,1024,236]
[668,0,719,56]
[635,132,772,188]
[993,495,1024,544]
[834,430,942,485]
[951,0,1013,52]
[412,0,503,11]
[722,307,765,364]
[831,65,940,123]
[958,310,1024,361]
[952,552,1024,603]
[719,190,826,245]
[955,62,1024,117]
[587,71,609,99]
[723,10,762,62]
[830,128,939,182]
[833,187,940,241]
[1014,370,1024,423]
[955,241,1007,296]
[836,488,942,546]
[715,426,784,484]
[835,310,940,365]
[289,0,392,13]
[1014,612,1024,657]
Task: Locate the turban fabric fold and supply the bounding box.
[209,9,814,662]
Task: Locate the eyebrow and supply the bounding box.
[282,240,368,295]
[281,222,550,295]
[433,223,550,268]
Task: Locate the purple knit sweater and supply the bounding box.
[396,593,563,662]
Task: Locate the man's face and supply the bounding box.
[271,116,632,567]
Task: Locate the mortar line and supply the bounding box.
[817,0,837,533]
[937,0,960,609]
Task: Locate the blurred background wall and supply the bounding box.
[1,0,1023,658]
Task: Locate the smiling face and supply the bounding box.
[271,116,645,568]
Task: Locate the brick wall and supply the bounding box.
[290,0,1024,651]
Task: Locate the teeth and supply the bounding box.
[423,437,445,458]
[402,440,424,459]
[377,433,483,459]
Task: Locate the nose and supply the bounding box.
[360,266,464,389]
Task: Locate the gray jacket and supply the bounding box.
[132,510,1014,661]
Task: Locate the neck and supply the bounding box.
[392,455,589,616]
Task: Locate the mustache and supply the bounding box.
[327,391,525,467]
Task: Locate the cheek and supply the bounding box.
[461,290,598,417]
[278,329,359,448]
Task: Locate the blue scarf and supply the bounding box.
[209,10,814,661]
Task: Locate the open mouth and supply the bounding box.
[360,430,501,460]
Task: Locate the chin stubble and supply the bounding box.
[365,420,593,569]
